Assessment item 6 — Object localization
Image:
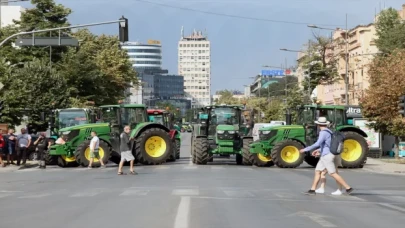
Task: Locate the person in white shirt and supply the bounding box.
[16,128,31,166]
[88,131,106,169]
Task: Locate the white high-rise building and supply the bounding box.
[178,27,211,108]
[0,5,25,28]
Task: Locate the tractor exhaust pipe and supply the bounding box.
[285,109,292,125]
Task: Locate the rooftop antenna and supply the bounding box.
[181,26,184,38]
[205,28,208,38]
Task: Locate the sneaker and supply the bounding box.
[87,166,92,169]
[100,165,106,169]
[304,190,316,195]
[331,189,342,195]
[315,188,325,194]
[346,188,354,195]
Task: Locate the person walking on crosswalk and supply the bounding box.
[299,117,353,195]
[88,131,106,169]
[117,126,137,175]
[312,148,343,195]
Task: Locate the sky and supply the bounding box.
[12,0,405,93]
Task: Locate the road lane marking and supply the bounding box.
[287,211,337,227]
[155,166,170,170]
[70,189,105,197]
[378,203,405,213]
[237,167,253,171]
[0,193,12,198]
[223,190,255,197]
[183,166,197,169]
[19,193,51,199]
[174,196,190,228]
[120,189,150,196]
[211,166,224,170]
[172,189,199,196]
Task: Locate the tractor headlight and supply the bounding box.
[228,130,235,134]
[261,130,271,134]
[217,130,225,134]
[62,131,71,135]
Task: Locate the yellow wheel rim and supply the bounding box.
[280,146,300,163]
[145,136,167,158]
[61,155,75,162]
[341,139,362,162]
[84,147,105,162]
[257,153,272,162]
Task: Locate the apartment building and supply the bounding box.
[178,28,211,108]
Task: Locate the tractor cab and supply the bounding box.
[147,109,168,127]
[202,105,242,139]
[296,105,346,145]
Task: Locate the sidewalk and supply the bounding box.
[363,158,405,175]
[0,161,39,173]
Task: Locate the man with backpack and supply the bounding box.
[299,117,354,195]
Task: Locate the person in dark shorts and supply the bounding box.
[5,129,16,165]
[88,131,106,169]
[16,128,31,166]
[118,125,137,175]
[33,132,51,169]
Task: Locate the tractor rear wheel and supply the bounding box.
[44,149,57,165]
[74,140,111,167]
[304,155,319,167]
[57,155,78,168]
[175,139,181,159]
[253,153,274,167]
[194,138,209,165]
[340,131,368,168]
[167,141,177,162]
[271,139,304,168]
[135,128,172,165]
[242,138,253,165]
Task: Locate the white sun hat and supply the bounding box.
[314,116,330,125]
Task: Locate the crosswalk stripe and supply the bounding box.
[237,167,253,171]
[223,190,255,197]
[120,189,150,196]
[19,193,51,199]
[155,166,170,170]
[211,166,224,170]
[70,189,105,197]
[183,166,197,169]
[0,193,12,198]
[172,189,199,196]
[378,203,405,213]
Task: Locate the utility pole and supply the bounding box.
[285,58,287,103]
[308,40,311,103]
[345,13,349,105]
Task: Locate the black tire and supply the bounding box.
[57,156,78,168]
[175,139,181,159]
[135,128,172,165]
[44,149,57,165]
[271,139,305,168]
[194,138,209,165]
[28,152,38,161]
[340,131,368,168]
[74,140,111,167]
[236,154,242,165]
[242,138,253,165]
[208,155,214,162]
[191,136,196,163]
[252,153,274,167]
[304,155,319,167]
[167,141,177,162]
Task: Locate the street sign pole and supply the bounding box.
[0,18,126,47]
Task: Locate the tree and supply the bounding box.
[0,59,70,126]
[257,76,298,97]
[360,50,405,159]
[216,90,240,105]
[300,34,338,94]
[375,8,405,54]
[57,29,138,105]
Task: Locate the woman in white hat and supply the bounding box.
[299,117,353,195]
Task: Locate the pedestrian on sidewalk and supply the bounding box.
[16,128,31,166]
[118,125,137,175]
[299,117,353,195]
[88,131,106,169]
[5,129,16,165]
[33,132,51,169]
[0,134,5,167]
[312,148,343,195]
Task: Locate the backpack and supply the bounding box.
[324,129,345,155]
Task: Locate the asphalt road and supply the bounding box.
[1,133,405,228]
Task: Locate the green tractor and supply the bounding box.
[47,104,173,167]
[249,105,369,168]
[191,105,254,165]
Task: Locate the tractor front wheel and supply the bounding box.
[167,140,177,162]
[194,138,209,165]
[57,155,78,168]
[175,139,181,159]
[242,139,253,165]
[340,131,368,168]
[271,140,304,168]
[135,128,172,165]
[253,153,274,167]
[74,140,111,167]
[44,149,57,165]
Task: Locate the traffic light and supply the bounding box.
[0,100,3,116]
[119,16,128,43]
[398,95,405,117]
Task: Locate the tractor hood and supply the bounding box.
[259,125,303,131]
[216,125,239,131]
[59,123,109,132]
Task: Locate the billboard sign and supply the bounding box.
[148,39,161,45]
[261,69,284,76]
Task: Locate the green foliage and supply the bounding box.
[0,0,138,126]
[216,90,240,105]
[361,50,405,158]
[300,35,338,93]
[375,8,405,54]
[256,76,298,97]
